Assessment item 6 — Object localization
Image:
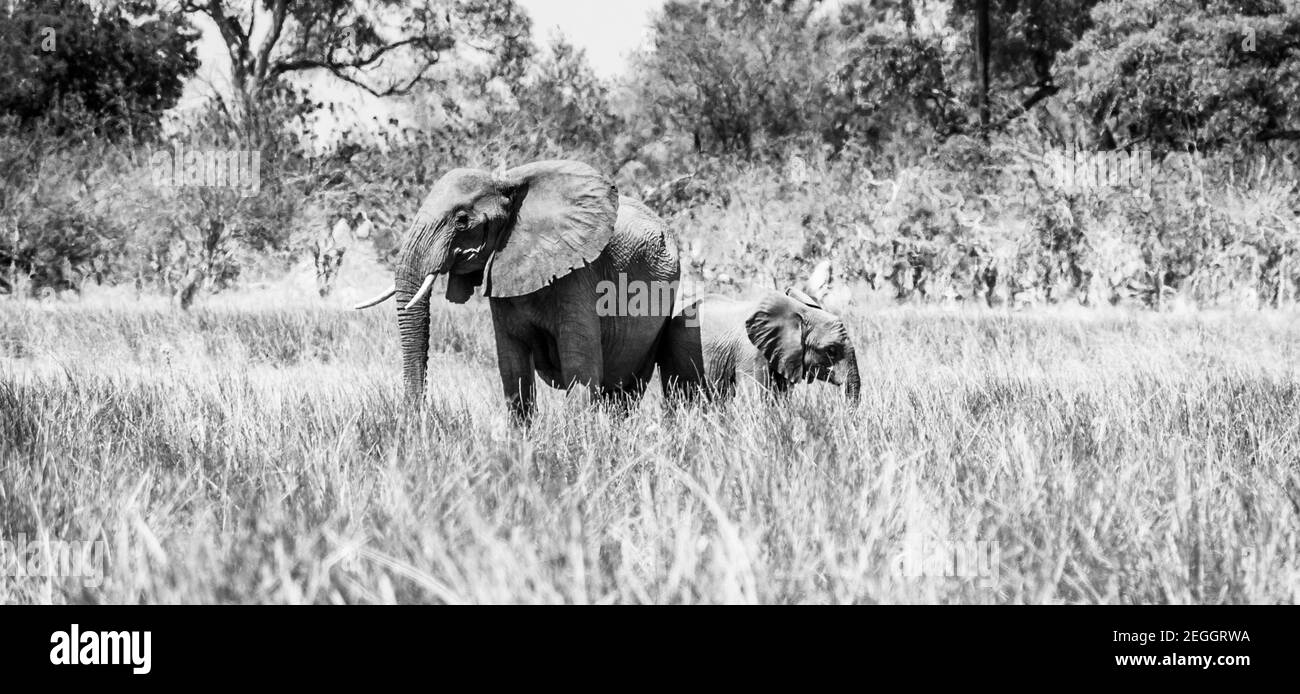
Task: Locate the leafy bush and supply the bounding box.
[1058,0,1300,150]
[0,114,133,295]
[631,0,836,152]
[654,131,1299,310]
[0,0,199,140]
[510,36,621,152]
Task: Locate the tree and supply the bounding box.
[826,2,962,148]
[179,0,532,127]
[1058,0,1300,150]
[0,0,200,140]
[976,0,991,128]
[633,0,836,153]
[948,0,1104,131]
[511,35,619,151]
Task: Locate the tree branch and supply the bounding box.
[253,0,289,83]
[270,37,431,78]
[184,1,251,84]
[180,1,445,100]
[1000,83,1060,125]
[286,55,440,98]
[1256,129,1300,142]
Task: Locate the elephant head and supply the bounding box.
[744,287,861,400]
[355,160,618,402]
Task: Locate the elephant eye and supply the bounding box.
[453,210,471,230]
[825,345,842,361]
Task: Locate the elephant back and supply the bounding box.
[601,196,680,284]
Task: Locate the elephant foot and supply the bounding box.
[505,393,536,427]
[598,381,650,417]
[508,405,535,428]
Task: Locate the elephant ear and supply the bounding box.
[486,160,618,297]
[745,293,806,383]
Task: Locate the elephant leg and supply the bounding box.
[599,377,648,415]
[658,350,705,404]
[656,339,683,402]
[659,373,700,409]
[657,316,706,405]
[559,329,602,406]
[601,332,659,412]
[491,310,536,424]
[555,280,604,397]
[765,370,794,402]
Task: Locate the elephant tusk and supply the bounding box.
[353,285,396,310]
[402,274,436,311]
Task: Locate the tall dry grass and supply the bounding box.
[1,298,1298,603]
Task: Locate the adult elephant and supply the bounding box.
[355,160,680,420]
[659,288,861,402]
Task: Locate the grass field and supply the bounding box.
[1,297,1298,604]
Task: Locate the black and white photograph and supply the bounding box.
[0,0,1297,674]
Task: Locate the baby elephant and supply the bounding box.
[659,287,861,401]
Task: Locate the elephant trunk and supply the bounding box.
[396,272,431,404]
[841,339,861,402]
[394,224,451,405]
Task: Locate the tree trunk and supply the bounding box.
[976,0,991,131]
[175,266,205,311]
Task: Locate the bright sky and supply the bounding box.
[518,0,663,77]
